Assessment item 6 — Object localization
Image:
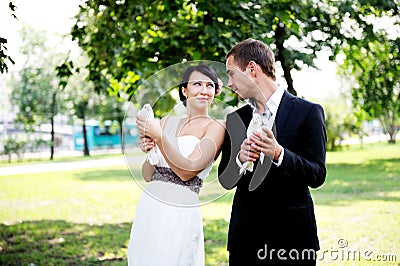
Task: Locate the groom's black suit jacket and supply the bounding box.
[218,91,327,261]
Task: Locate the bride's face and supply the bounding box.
[182,71,216,108]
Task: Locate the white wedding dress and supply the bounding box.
[127,116,213,266]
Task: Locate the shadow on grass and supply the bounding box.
[0,220,130,265]
[314,158,400,205]
[0,219,229,266]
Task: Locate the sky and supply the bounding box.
[0,0,342,122]
[0,0,81,63]
[0,0,80,35]
[0,0,81,122]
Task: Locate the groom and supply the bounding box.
[218,38,327,265]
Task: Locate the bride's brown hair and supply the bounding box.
[178,64,219,106]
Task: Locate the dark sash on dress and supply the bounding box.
[152,167,203,194]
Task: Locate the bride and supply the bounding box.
[127,64,225,265]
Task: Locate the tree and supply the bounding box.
[60,57,101,157]
[10,26,66,160]
[337,4,400,144]
[57,52,129,157]
[340,39,399,143]
[73,96,99,157]
[98,94,127,154]
[71,0,397,103]
[342,107,370,148]
[0,1,16,73]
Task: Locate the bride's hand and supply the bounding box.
[136,116,162,141]
[139,135,156,153]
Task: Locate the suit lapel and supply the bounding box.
[275,91,296,136]
[241,104,253,128]
[238,96,293,136]
[228,92,295,191]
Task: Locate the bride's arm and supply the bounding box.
[137,117,225,181]
[158,121,225,181]
[139,118,167,182]
[142,160,155,182]
[139,135,156,182]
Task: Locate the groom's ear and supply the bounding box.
[247,61,257,77]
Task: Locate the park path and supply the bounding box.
[0,154,146,176]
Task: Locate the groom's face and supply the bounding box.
[226,55,253,101]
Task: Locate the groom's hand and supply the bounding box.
[239,138,260,163]
[250,127,282,161]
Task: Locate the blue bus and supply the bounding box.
[73,120,139,151]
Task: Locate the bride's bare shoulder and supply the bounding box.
[209,119,226,128]
[205,119,226,135]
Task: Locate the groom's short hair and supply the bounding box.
[226,38,276,81]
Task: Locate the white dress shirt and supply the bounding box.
[236,86,285,173]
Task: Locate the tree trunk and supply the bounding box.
[380,114,397,144]
[274,22,297,96]
[388,112,397,144]
[50,115,55,160]
[118,119,124,154]
[282,65,296,96]
[388,125,396,144]
[82,117,90,156]
[50,92,56,160]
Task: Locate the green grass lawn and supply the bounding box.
[0,142,399,265]
[0,150,143,167]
